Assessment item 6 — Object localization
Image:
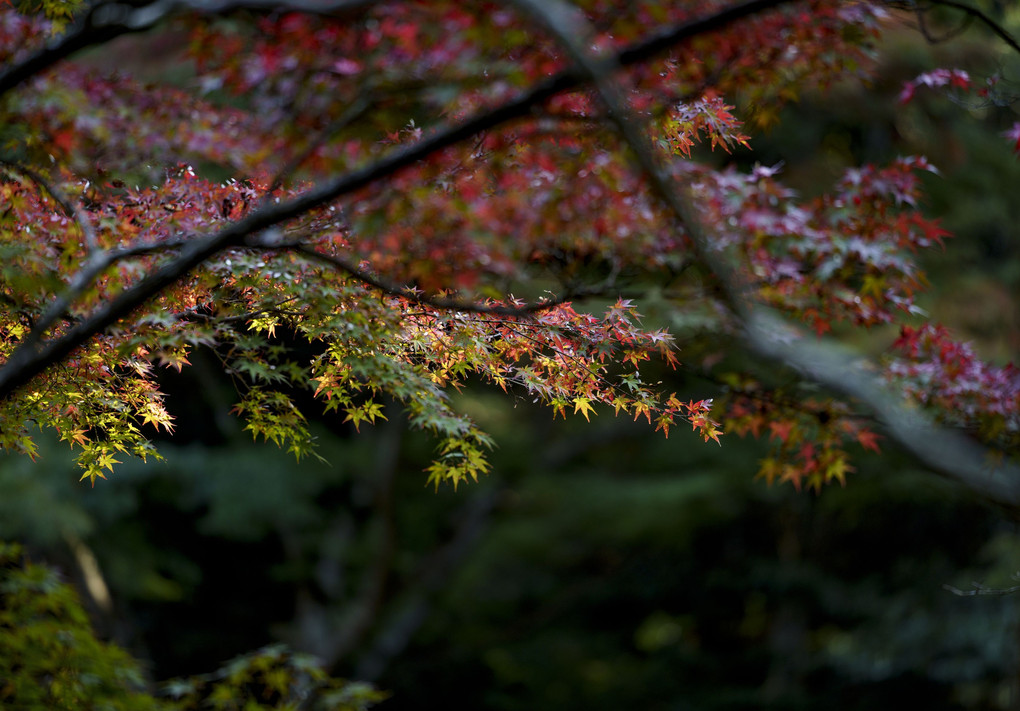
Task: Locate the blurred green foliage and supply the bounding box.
[12,0,86,32]
[3,408,1018,709]
[0,541,164,710]
[164,645,388,711]
[0,540,384,710]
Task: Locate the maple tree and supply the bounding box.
[0,0,1017,499]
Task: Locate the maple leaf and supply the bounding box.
[768,420,795,444]
[824,455,852,486]
[139,402,175,432]
[572,396,596,422]
[631,400,653,425]
[702,423,723,445]
[62,428,89,448]
[343,401,387,432]
[856,428,881,453]
[655,412,673,438]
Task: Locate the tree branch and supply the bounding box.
[353,485,499,680]
[323,404,402,665]
[744,312,1020,505]
[265,94,374,195]
[0,0,793,401]
[510,0,1020,504]
[913,1,973,45]
[1,0,789,101]
[943,581,1020,596]
[273,242,610,317]
[0,1,170,98]
[14,236,193,357]
[901,0,1020,58]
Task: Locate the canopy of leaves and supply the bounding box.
[0,0,1015,496]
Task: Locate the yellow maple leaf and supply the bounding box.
[573,397,596,422]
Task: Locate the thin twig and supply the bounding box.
[914,2,974,45]
[902,0,1020,57]
[278,242,609,317]
[266,94,374,195]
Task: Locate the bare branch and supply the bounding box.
[0,1,172,98]
[913,2,974,45]
[324,405,402,665]
[0,225,239,397]
[504,0,746,308]
[899,0,1020,57]
[744,312,1020,505]
[354,485,499,680]
[21,236,193,350]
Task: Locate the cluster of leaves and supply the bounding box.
[888,324,1020,454]
[898,66,1020,157]
[694,156,947,334]
[2,0,83,32]
[187,0,881,129]
[164,645,387,711]
[0,0,1015,491]
[681,152,960,488]
[721,381,879,490]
